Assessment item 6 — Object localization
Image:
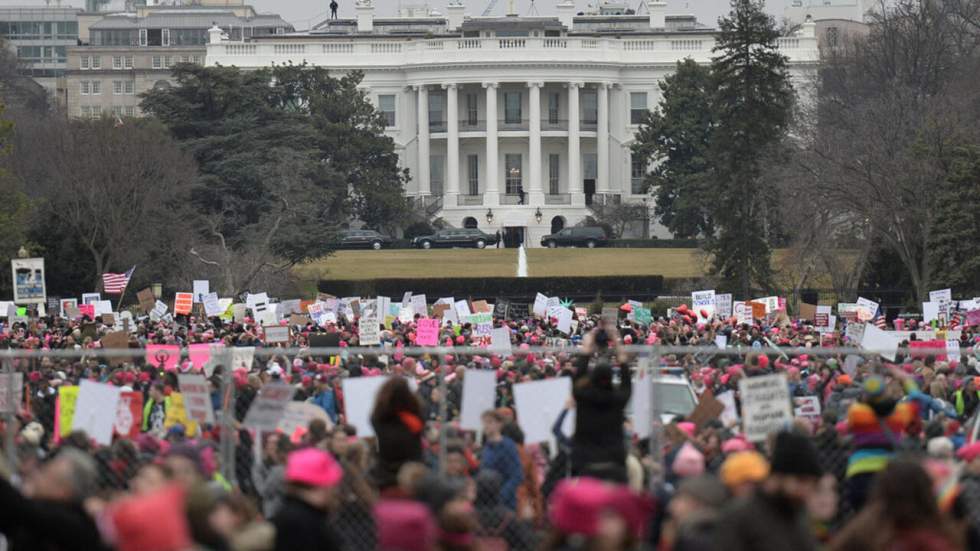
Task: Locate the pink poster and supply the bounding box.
[909,340,947,361]
[188,343,220,372]
[968,309,980,327]
[146,344,181,372]
[415,318,440,346]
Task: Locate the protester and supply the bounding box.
[271,448,344,551]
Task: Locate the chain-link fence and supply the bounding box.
[0,343,959,549]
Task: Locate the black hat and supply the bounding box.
[770,431,823,478]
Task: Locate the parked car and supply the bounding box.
[335,229,393,250]
[412,228,497,249]
[540,226,608,248]
[626,374,699,424]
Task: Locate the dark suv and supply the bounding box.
[540,226,608,248]
[335,229,393,250]
[412,228,497,249]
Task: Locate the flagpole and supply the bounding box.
[113,266,136,312]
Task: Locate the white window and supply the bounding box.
[124,55,134,69]
[124,81,134,95]
[504,92,521,125]
[152,55,162,69]
[124,105,136,116]
[80,105,91,117]
[139,28,147,46]
[111,106,123,116]
[80,81,90,95]
[162,28,170,46]
[180,55,188,63]
[112,55,122,69]
[505,154,522,195]
[192,55,202,64]
[630,92,648,124]
[631,155,647,194]
[113,80,122,95]
[467,154,479,195]
[80,56,89,69]
[549,153,560,194]
[429,155,445,195]
[378,94,396,127]
[91,105,102,118]
[91,81,101,95]
[91,56,101,69]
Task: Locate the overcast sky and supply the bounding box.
[0,0,790,31]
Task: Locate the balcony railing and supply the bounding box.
[581,120,598,131]
[429,120,447,133]
[499,193,527,205]
[457,194,484,206]
[542,118,568,131]
[544,193,571,205]
[460,119,486,131]
[499,119,528,131]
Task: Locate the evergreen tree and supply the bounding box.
[707,0,794,296]
[927,146,980,293]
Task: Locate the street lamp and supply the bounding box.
[16,246,28,259]
[486,209,494,224]
[534,208,543,223]
[151,282,163,299]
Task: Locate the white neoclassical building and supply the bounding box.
[206,1,819,247]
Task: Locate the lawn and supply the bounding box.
[294,248,709,282]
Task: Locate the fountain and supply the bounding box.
[517,245,528,277]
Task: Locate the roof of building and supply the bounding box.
[459,16,565,32]
[89,9,290,29]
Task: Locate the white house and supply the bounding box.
[206,1,819,247]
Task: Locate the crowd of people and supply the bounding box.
[0,296,979,550]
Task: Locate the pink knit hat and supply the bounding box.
[375,500,438,551]
[672,442,705,478]
[285,448,342,488]
[548,478,614,537]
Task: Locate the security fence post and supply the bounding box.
[219,347,236,486]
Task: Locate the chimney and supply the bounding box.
[356,0,374,32]
[207,23,224,43]
[800,14,816,37]
[557,0,574,29]
[647,0,666,29]
[446,2,465,30]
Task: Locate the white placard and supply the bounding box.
[845,322,865,344]
[513,378,575,445]
[860,323,900,362]
[947,339,961,363]
[360,309,381,345]
[556,307,573,334]
[231,347,255,371]
[264,325,290,344]
[714,293,733,319]
[715,335,728,349]
[717,391,739,426]
[0,373,23,413]
[72,380,122,446]
[490,327,512,353]
[691,290,716,322]
[734,301,751,326]
[739,373,792,442]
[793,396,821,422]
[923,302,940,323]
[177,373,215,425]
[454,300,471,319]
[411,294,427,316]
[278,401,332,437]
[532,293,548,318]
[930,289,953,304]
[243,383,296,431]
[631,374,653,439]
[11,258,46,305]
[94,300,113,317]
[246,292,269,310]
[150,300,168,321]
[82,293,101,305]
[203,293,223,317]
[398,306,414,323]
[460,369,497,431]
[192,280,210,303]
[342,376,415,438]
[856,297,879,320]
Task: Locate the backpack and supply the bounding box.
[475,512,512,551]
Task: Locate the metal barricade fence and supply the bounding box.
[0,344,956,549]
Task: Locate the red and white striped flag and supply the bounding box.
[873,313,887,330]
[102,266,135,295]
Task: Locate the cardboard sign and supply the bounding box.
[749,302,766,319]
[471,300,492,314]
[243,383,296,431]
[0,373,23,413]
[177,374,214,425]
[278,402,332,439]
[114,391,143,439]
[101,331,130,367]
[460,369,497,430]
[137,288,156,312]
[415,318,440,346]
[799,303,817,322]
[793,396,821,422]
[513,378,575,445]
[174,293,193,316]
[432,303,451,320]
[688,390,725,429]
[264,325,290,344]
[738,374,792,442]
[72,380,122,446]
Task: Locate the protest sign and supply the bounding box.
[411,294,428,316]
[532,293,548,317]
[188,343,216,373]
[278,402,332,440]
[556,307,573,334]
[968,310,980,327]
[856,297,879,320]
[231,347,255,371]
[845,322,865,344]
[714,293,733,319]
[630,374,653,439]
[460,369,497,430]
[948,339,962,363]
[55,385,79,441]
[242,383,296,431]
[172,293,194,315]
[398,306,414,324]
[72,380,122,446]
[150,300,168,321]
[342,376,414,438]
[688,390,725,429]
[793,396,822,422]
[634,307,652,326]
[466,312,493,336]
[82,293,100,305]
[799,303,817,322]
[493,299,510,319]
[0,373,23,413]
[910,340,947,360]
[715,335,727,349]
[923,302,940,324]
[203,293,223,317]
[432,303,450,320]
[691,290,716,322]
[163,393,198,437]
[471,300,492,314]
[95,300,113,317]
[359,309,381,346]
[101,331,130,367]
[146,344,180,372]
[263,325,290,344]
[114,391,142,439]
[513,377,574,445]
[177,374,214,425]
[60,298,77,317]
[11,258,45,304]
[78,303,95,320]
[930,288,953,304]
[279,299,302,315]
[192,280,209,303]
[716,391,739,427]
[738,373,792,442]
[490,327,512,353]
[838,303,859,322]
[454,300,471,319]
[860,324,900,362]
[749,302,766,319]
[415,318,440,346]
[734,302,751,326]
[137,288,155,312]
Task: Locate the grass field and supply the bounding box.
[293,248,709,283]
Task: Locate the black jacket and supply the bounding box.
[714,491,817,551]
[371,416,423,490]
[0,477,105,551]
[571,354,632,482]
[272,495,343,551]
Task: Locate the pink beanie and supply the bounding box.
[672,442,705,478]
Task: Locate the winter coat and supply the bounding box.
[271,495,343,551]
[714,491,817,551]
[0,476,106,551]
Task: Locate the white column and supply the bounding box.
[416,85,430,195]
[444,83,459,200]
[567,82,583,206]
[483,81,499,206]
[597,82,610,195]
[528,81,543,205]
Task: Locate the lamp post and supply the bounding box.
[534,208,543,224]
[151,282,162,299]
[486,209,494,224]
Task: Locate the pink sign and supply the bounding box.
[78,303,95,319]
[188,343,220,371]
[146,344,181,372]
[415,318,440,346]
[909,340,947,361]
[968,309,980,327]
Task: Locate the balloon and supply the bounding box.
[677,304,689,313]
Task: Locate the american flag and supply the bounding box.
[873,313,887,330]
[102,266,135,295]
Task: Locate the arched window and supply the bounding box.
[550,215,566,234]
[463,217,478,229]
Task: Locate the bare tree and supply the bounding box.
[587,202,651,238]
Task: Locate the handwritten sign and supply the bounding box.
[415,318,440,346]
[739,374,792,442]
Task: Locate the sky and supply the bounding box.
[0,0,791,31]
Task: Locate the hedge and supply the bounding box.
[318,275,665,301]
[608,238,702,248]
